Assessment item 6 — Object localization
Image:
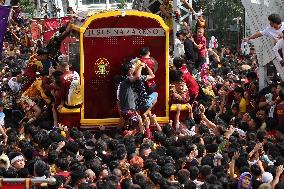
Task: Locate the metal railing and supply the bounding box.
[1,178,55,183]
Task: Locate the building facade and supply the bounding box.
[75,0,133,11]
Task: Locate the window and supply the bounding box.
[82,0,133,5]
[82,0,106,5]
[109,0,133,3]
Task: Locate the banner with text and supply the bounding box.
[84,28,165,37]
[0,6,11,59]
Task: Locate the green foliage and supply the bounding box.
[193,0,245,47]
[20,0,35,17]
[117,0,127,9]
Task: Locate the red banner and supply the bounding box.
[34,17,73,55]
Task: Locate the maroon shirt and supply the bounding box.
[195,36,206,58]
[180,65,199,98]
[140,57,157,92]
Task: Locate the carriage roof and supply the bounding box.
[70,10,169,33]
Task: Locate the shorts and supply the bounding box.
[143,92,158,110]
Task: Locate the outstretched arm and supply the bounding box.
[145,64,155,80]
[0,126,7,144]
[129,64,143,82]
[160,5,172,18]
[181,0,196,15]
[272,165,284,189]
[243,32,263,42]
[57,22,72,41]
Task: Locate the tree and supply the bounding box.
[117,0,127,9]
[20,0,35,17]
[193,0,244,48]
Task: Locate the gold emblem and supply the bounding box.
[94,58,110,77]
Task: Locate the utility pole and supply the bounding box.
[173,0,192,55]
[233,16,242,50]
[173,0,181,57]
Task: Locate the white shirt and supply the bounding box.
[260,22,284,41]
[193,179,204,189]
[8,77,21,93]
[174,38,185,57]
[0,112,5,126]
[273,39,284,61]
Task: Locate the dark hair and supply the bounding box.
[189,166,199,180]
[48,150,59,165]
[140,47,150,56]
[34,160,50,177]
[279,88,284,101]
[144,160,161,172]
[70,170,86,186]
[169,69,183,82]
[268,14,282,25]
[234,86,244,97]
[96,178,118,189]
[173,57,185,69]
[49,131,65,143]
[116,147,127,160]
[55,158,69,171]
[177,169,190,184]
[39,133,52,150]
[121,62,133,76]
[129,164,142,175]
[176,30,185,37]
[250,164,261,177]
[83,149,95,162]
[132,173,146,186]
[246,71,257,80]
[200,165,212,178]
[184,181,197,189]
[52,71,63,86]
[149,171,163,185]
[65,141,79,155]
[121,178,132,189]
[161,163,176,178]
[17,168,29,177]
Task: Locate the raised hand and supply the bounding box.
[232,151,240,160]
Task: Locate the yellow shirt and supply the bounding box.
[239,97,247,113]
